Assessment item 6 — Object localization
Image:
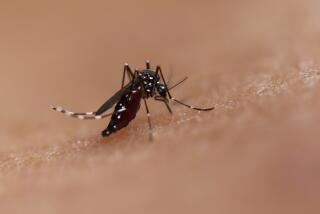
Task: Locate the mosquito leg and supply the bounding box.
[143,99,153,132]
[155,66,214,111]
[170,98,215,111]
[146,60,151,69]
[155,96,173,114]
[51,105,112,120]
[121,63,134,88]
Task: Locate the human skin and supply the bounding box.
[1,0,320,213]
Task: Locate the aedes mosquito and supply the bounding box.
[51,61,214,137]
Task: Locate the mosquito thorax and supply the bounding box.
[138,69,160,98]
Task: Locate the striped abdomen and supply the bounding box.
[102,87,142,136]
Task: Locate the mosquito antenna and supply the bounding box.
[51,105,112,120]
[168,77,188,91]
[166,64,174,85]
[170,98,214,111]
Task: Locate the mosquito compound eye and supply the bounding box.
[157,84,167,97]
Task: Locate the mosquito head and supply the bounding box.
[156,83,167,98]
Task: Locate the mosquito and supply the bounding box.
[51,61,214,137]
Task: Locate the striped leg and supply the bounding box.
[143,99,153,141]
[50,105,112,120]
[143,99,152,132]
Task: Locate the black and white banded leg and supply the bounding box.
[143,99,152,132]
[50,105,112,120]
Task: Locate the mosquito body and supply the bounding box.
[51,61,214,137]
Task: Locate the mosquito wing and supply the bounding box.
[95,82,133,115]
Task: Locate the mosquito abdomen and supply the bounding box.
[102,86,142,136]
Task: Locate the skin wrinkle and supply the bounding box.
[1,0,320,214]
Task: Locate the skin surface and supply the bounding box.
[1,0,320,213]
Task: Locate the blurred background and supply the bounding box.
[1,0,320,213]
